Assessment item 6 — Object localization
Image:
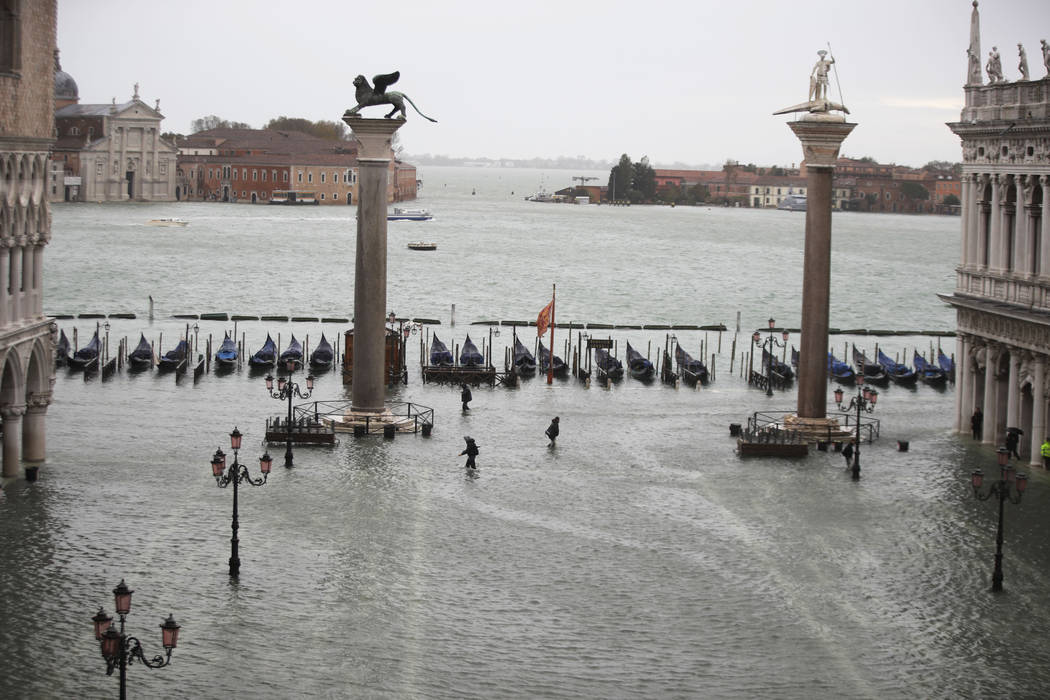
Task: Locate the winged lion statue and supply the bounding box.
[343,71,437,122]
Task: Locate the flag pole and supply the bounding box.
[548,283,556,384]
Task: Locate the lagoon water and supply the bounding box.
[2,166,1050,698]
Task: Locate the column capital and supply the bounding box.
[1,404,27,419]
[343,117,404,161]
[26,392,52,411]
[787,119,856,168]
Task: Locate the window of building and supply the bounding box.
[283,172,288,182]
[321,172,326,183]
[308,173,313,183]
[0,0,22,75]
[1001,146,1008,157]
[69,126,79,136]
[232,168,237,180]
[252,169,257,181]
[297,171,303,183]
[262,170,267,181]
[320,193,325,200]
[160,162,167,175]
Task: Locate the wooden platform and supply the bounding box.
[736,438,809,457]
[264,417,335,445]
[422,365,497,385]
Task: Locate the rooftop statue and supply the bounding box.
[1042,39,1050,77]
[343,71,437,122]
[773,49,849,117]
[986,46,1004,83]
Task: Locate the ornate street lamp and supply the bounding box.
[91,579,180,700]
[971,447,1027,592]
[834,373,878,480]
[211,427,273,577]
[752,318,791,396]
[265,360,314,467]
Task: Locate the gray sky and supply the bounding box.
[58,0,1050,168]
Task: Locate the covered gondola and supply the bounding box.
[827,353,856,384]
[279,335,303,368]
[851,347,889,386]
[913,351,948,387]
[512,336,537,375]
[68,331,100,371]
[429,334,454,366]
[763,348,795,382]
[214,332,238,369]
[56,329,70,367]
[594,348,624,380]
[625,341,654,380]
[127,332,154,370]
[249,334,277,369]
[537,339,567,376]
[675,344,709,384]
[876,349,918,386]
[937,349,955,383]
[309,333,334,372]
[460,335,484,367]
[157,339,187,372]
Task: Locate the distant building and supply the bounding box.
[0,0,57,479]
[749,175,808,208]
[940,2,1050,465]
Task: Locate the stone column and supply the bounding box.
[1040,176,1050,280]
[983,344,999,445]
[787,116,855,420]
[2,404,25,478]
[343,116,403,413]
[10,244,22,323]
[989,174,1002,272]
[1013,176,1027,273]
[0,246,9,329]
[32,244,43,317]
[1029,356,1046,467]
[1006,350,1021,430]
[976,177,989,269]
[960,175,973,269]
[956,335,971,433]
[22,392,51,463]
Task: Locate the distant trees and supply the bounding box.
[263,116,350,141]
[190,115,251,132]
[943,193,960,207]
[608,154,632,201]
[923,160,962,177]
[900,181,930,201]
[607,154,655,203]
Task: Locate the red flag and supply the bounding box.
[536,299,554,337]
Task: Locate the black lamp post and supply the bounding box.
[265,359,313,467]
[834,373,878,480]
[971,447,1028,592]
[211,427,272,577]
[752,318,790,396]
[91,579,180,700]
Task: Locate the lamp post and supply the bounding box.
[752,318,790,396]
[91,579,180,700]
[971,447,1028,592]
[265,359,314,467]
[211,427,273,577]
[834,373,878,480]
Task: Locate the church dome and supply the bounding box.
[53,50,78,102]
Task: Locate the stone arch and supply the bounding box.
[0,346,25,407]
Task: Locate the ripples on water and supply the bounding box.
[2,167,1049,698]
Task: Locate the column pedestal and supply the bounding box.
[2,405,25,478]
[22,394,50,463]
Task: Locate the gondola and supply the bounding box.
[512,336,537,375]
[625,341,655,380]
[763,348,795,382]
[913,351,948,387]
[214,332,238,369]
[56,329,70,367]
[127,332,155,371]
[537,339,567,376]
[68,331,100,371]
[249,334,277,369]
[309,333,334,372]
[429,334,453,366]
[937,349,955,383]
[157,339,187,373]
[460,335,484,367]
[594,348,624,380]
[851,347,889,386]
[827,353,856,384]
[279,335,303,369]
[876,349,918,386]
[674,344,709,385]
[791,346,799,368]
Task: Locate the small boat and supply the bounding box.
[157,339,187,373]
[876,349,918,386]
[387,207,433,221]
[594,348,624,380]
[851,347,889,386]
[937,349,956,383]
[763,348,795,382]
[675,344,709,385]
[429,334,453,366]
[407,242,437,251]
[279,335,303,368]
[791,346,799,368]
[269,190,318,205]
[127,333,154,370]
[776,194,807,211]
[913,351,948,387]
[309,334,334,372]
[68,331,100,371]
[625,341,655,380]
[537,339,567,376]
[512,336,537,375]
[147,218,188,226]
[56,329,70,367]
[249,334,277,369]
[460,335,484,367]
[827,353,856,384]
[214,332,238,369]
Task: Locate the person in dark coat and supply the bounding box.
[841,441,854,468]
[460,436,479,470]
[1005,429,1021,459]
[545,416,560,445]
[971,409,983,440]
[460,383,472,411]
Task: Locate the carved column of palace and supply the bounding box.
[1006,350,1021,431]
[989,174,1002,272]
[343,116,403,414]
[22,392,51,463]
[956,334,972,432]
[32,243,44,317]
[0,245,9,328]
[1040,176,1050,281]
[10,242,23,323]
[787,116,855,421]
[976,176,989,270]
[1029,355,1046,466]
[119,127,128,200]
[1013,175,1028,274]
[983,344,1000,445]
[1,404,25,478]
[960,176,972,269]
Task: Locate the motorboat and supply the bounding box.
[776,194,806,211]
[147,218,188,226]
[388,207,433,221]
[407,242,437,250]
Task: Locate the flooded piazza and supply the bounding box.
[2,167,1050,699]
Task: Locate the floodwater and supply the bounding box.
[2,166,1049,699]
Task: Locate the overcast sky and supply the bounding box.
[58,0,1050,168]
